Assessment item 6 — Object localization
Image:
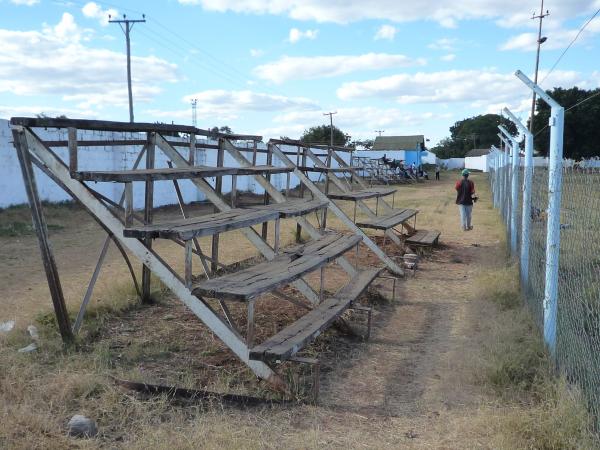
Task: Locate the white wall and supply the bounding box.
[0,119,356,208]
[465,155,489,172]
[438,157,465,170]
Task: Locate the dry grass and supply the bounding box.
[1,171,598,449]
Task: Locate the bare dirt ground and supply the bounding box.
[1,172,579,449]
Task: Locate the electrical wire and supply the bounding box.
[533,89,600,137]
[540,7,600,85]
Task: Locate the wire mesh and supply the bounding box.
[491,163,600,430]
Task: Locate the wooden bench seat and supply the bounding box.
[327,187,396,201]
[405,229,441,247]
[73,165,292,182]
[249,267,382,363]
[356,208,418,231]
[123,208,280,240]
[192,232,361,301]
[297,166,355,173]
[248,199,328,218]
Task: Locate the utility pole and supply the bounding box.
[323,111,337,146]
[529,1,549,132]
[374,130,385,136]
[191,98,198,126]
[109,14,146,123]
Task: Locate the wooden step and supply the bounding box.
[248,199,328,218]
[72,165,292,182]
[297,166,355,173]
[249,267,382,363]
[356,208,418,231]
[405,229,441,247]
[192,232,361,302]
[327,187,396,201]
[123,208,279,240]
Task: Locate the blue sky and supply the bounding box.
[1,0,599,145]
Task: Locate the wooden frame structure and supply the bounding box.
[11,117,390,393]
[268,138,438,253]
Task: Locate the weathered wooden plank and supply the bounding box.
[327,189,394,201]
[356,208,419,231]
[248,199,328,218]
[297,166,355,173]
[249,267,381,362]
[405,229,441,246]
[72,165,293,182]
[123,208,280,240]
[193,233,361,302]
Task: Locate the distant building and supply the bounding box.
[371,135,426,166]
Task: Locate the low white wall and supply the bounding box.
[465,155,489,172]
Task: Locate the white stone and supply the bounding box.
[27,325,39,340]
[17,342,38,353]
[67,415,98,438]
[0,320,15,333]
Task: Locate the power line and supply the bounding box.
[540,7,600,85]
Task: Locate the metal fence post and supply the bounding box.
[504,108,534,286]
[500,124,520,256]
[516,70,564,357]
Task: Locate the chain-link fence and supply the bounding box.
[490,159,600,430]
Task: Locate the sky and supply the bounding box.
[1,0,599,146]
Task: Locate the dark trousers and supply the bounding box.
[435,172,440,180]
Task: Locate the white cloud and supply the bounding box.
[0,104,96,119]
[288,28,318,43]
[374,25,397,41]
[254,53,426,84]
[177,0,600,28]
[257,107,450,141]
[249,48,264,57]
[441,53,456,61]
[0,14,179,110]
[336,69,596,110]
[82,2,118,26]
[145,89,320,124]
[428,38,457,51]
[10,0,39,5]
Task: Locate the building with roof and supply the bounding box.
[368,135,426,166]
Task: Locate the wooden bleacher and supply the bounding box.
[356,208,418,231]
[193,232,360,301]
[250,267,382,363]
[123,208,279,240]
[12,116,387,396]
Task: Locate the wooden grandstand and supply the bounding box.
[11,117,399,395]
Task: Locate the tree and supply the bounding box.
[300,125,349,146]
[532,87,600,159]
[431,114,517,158]
[209,125,233,138]
[351,138,374,150]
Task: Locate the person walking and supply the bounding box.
[435,164,440,181]
[455,169,476,231]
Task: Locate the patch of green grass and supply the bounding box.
[0,221,64,237]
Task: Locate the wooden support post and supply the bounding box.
[319,266,325,303]
[376,196,379,216]
[12,128,73,342]
[322,147,331,229]
[274,218,280,254]
[189,133,196,165]
[212,139,225,273]
[252,140,257,166]
[185,240,193,288]
[353,202,357,224]
[67,127,77,174]
[142,132,156,303]
[262,144,272,239]
[124,182,133,227]
[231,175,237,208]
[247,299,255,347]
[286,172,290,198]
[296,146,306,242]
